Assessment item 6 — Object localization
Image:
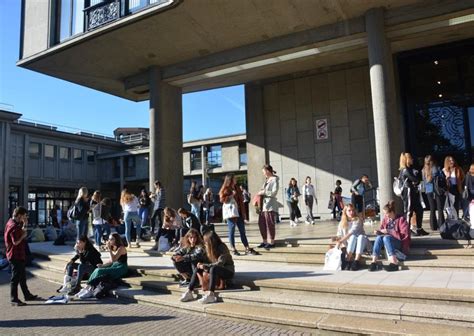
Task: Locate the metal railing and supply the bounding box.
[117,132,150,145]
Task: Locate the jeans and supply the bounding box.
[124,211,141,245]
[139,207,149,228]
[10,259,32,301]
[188,264,234,292]
[449,185,461,217]
[75,219,88,240]
[204,208,211,224]
[190,203,200,218]
[373,235,401,258]
[67,262,95,286]
[305,195,314,221]
[227,217,249,249]
[346,234,367,254]
[426,192,445,230]
[93,224,103,246]
[173,260,194,279]
[150,208,163,233]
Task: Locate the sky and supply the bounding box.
[0,0,246,141]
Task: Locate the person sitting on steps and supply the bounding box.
[335,203,368,271]
[171,228,206,287]
[180,231,234,304]
[370,200,411,272]
[59,235,103,295]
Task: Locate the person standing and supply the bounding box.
[150,181,166,234]
[332,180,343,220]
[443,156,465,217]
[463,164,474,220]
[90,190,105,248]
[73,187,90,240]
[350,175,371,215]
[120,189,141,248]
[422,155,444,230]
[188,181,201,218]
[4,206,38,306]
[399,152,428,236]
[302,176,317,225]
[286,178,302,227]
[240,185,251,222]
[257,165,280,250]
[139,189,151,229]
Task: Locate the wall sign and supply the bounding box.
[316,118,329,140]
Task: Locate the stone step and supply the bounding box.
[28,267,474,333]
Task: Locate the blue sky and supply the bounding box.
[0,0,245,141]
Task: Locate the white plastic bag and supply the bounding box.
[323,248,342,271]
[158,236,170,252]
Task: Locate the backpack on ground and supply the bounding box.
[439,219,472,241]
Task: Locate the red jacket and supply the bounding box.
[379,215,411,254]
[4,218,27,261]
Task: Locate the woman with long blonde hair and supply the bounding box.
[120,188,141,248]
[335,203,367,271]
[399,152,427,236]
[422,155,444,230]
[443,156,465,217]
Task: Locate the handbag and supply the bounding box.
[222,197,240,220]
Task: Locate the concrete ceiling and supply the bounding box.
[18,0,474,101]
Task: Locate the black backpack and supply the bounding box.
[67,203,80,221]
[439,219,472,241]
[434,171,448,196]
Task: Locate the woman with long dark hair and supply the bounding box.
[180,231,234,304]
[422,155,444,230]
[286,178,302,227]
[171,228,205,286]
[257,164,280,250]
[219,173,257,256]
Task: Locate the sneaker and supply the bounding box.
[11,300,26,307]
[290,221,296,227]
[385,263,399,272]
[369,262,378,272]
[58,283,71,294]
[24,294,38,301]
[198,293,217,304]
[256,243,266,248]
[311,220,315,225]
[417,228,429,236]
[245,248,259,256]
[180,291,195,302]
[410,228,420,236]
[232,250,241,256]
[350,260,360,271]
[305,220,311,225]
[179,280,190,288]
[77,288,93,299]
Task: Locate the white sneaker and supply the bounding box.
[78,288,93,299]
[290,220,297,227]
[58,283,71,294]
[198,293,217,304]
[180,291,195,302]
[305,220,311,225]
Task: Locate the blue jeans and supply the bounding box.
[139,207,149,228]
[67,262,94,286]
[373,235,401,258]
[124,211,141,245]
[190,203,200,218]
[93,224,103,246]
[227,217,249,249]
[204,208,211,224]
[346,234,367,254]
[102,222,111,238]
[75,219,88,240]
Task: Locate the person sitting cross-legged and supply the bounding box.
[171,228,206,287]
[370,200,411,272]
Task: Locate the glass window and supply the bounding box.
[58,0,85,42]
[59,147,70,160]
[125,156,136,177]
[190,147,202,170]
[73,149,83,161]
[44,145,56,159]
[29,143,41,157]
[239,142,247,166]
[207,145,222,169]
[87,150,96,163]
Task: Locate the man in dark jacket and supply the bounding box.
[4,206,38,306]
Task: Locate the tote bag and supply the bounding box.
[323,248,342,271]
[222,197,240,220]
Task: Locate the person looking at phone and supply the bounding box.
[4,206,38,306]
[369,200,411,272]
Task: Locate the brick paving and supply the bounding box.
[0,270,316,336]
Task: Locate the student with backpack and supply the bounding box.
[71,187,90,241]
[399,152,428,236]
[422,155,445,230]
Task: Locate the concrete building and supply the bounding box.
[0,110,247,229]
[17,1,474,221]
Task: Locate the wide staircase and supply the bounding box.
[29,220,474,335]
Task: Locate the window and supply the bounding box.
[207,145,222,169]
[190,147,202,170]
[59,147,70,160]
[73,149,83,161]
[239,142,247,166]
[87,150,96,163]
[44,145,56,159]
[29,143,41,158]
[125,156,136,177]
[57,0,85,42]
[128,0,168,13]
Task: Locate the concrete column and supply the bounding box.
[366,8,397,208]
[245,83,266,221]
[201,145,207,187]
[0,121,11,231]
[119,156,125,191]
[149,66,183,208]
[21,134,29,208]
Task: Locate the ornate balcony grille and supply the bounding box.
[85,0,121,31]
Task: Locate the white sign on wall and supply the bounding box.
[316,118,329,140]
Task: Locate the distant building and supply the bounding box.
[0,110,246,229]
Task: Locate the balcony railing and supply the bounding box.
[85,0,121,31]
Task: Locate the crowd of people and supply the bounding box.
[4,154,473,306]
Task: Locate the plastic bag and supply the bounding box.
[323,248,342,271]
[158,236,170,252]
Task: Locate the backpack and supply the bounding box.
[393,173,406,198]
[434,172,448,196]
[439,219,472,241]
[67,203,80,221]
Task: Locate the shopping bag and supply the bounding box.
[323,248,342,271]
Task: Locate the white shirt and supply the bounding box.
[123,196,139,213]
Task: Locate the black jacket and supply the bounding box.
[70,245,103,267]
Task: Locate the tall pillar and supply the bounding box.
[149,66,183,209]
[201,145,207,187]
[21,134,29,209]
[119,156,125,191]
[245,83,266,221]
[0,121,11,231]
[366,8,398,208]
